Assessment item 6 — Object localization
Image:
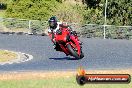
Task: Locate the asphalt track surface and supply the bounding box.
[0,34,132,71]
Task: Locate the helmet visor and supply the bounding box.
[49,21,56,27]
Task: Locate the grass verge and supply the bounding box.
[0,50,17,62]
[0,76,131,88]
[0,70,131,88]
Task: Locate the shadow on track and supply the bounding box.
[49,57,79,60]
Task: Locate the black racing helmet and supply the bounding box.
[48,16,58,28]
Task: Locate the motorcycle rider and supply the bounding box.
[48,16,79,51]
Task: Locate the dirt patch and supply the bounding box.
[0,71,75,80]
[0,50,17,62]
[0,69,132,80]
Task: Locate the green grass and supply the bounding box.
[0,76,131,88]
[0,10,5,17]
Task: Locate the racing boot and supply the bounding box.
[71,31,77,36]
[53,42,62,51]
[53,43,56,49]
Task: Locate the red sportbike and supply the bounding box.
[49,26,84,59]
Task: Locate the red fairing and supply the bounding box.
[55,27,69,42]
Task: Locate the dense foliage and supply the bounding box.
[1,0,132,26]
[106,0,132,25]
[5,0,59,20]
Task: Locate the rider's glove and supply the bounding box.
[71,31,77,36]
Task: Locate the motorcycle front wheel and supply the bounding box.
[67,44,82,59]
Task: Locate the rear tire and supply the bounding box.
[80,51,84,59]
[67,44,80,59]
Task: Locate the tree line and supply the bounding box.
[1,0,132,26]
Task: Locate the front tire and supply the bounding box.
[67,44,80,59]
[80,51,84,59]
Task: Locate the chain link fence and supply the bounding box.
[78,24,132,39]
[0,18,48,35]
[0,17,132,40]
